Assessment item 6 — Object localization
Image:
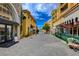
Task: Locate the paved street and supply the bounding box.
[0,32,79,56]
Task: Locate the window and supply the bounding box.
[23,16,26,19]
[28,16,31,19]
[24,11,27,13]
[69,20,71,24]
[60,3,68,13]
[3,4,7,7]
[3,8,6,13]
[75,17,78,22]
[6,10,9,14]
[72,19,74,25]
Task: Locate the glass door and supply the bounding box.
[0,24,5,43]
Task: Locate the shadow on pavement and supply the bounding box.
[0,41,19,48]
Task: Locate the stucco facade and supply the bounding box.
[21,10,36,37]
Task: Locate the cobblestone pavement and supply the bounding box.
[0,32,79,56]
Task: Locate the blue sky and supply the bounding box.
[22,3,58,29]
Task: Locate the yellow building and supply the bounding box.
[52,5,64,28]
[46,19,53,29]
[21,10,36,37]
[52,9,58,27]
[0,3,21,43]
[52,3,79,36]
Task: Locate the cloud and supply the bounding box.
[40,18,44,20]
[36,4,47,12]
[22,3,58,29]
[36,4,43,11]
[22,3,30,10]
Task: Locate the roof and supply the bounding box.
[22,10,30,15]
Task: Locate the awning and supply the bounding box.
[60,23,73,28]
[0,17,19,25]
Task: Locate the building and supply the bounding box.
[46,19,55,34]
[46,19,53,29]
[51,8,61,34]
[0,3,21,43]
[21,10,36,37]
[52,3,79,37]
[52,9,58,27]
[12,3,21,40]
[12,3,21,16]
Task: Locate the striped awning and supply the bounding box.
[60,23,73,28]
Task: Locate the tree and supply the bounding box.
[42,23,50,33]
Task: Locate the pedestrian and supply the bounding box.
[35,28,38,35]
[37,29,39,34]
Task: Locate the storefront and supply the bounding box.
[0,18,19,43]
[59,19,79,37]
[58,4,79,36]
